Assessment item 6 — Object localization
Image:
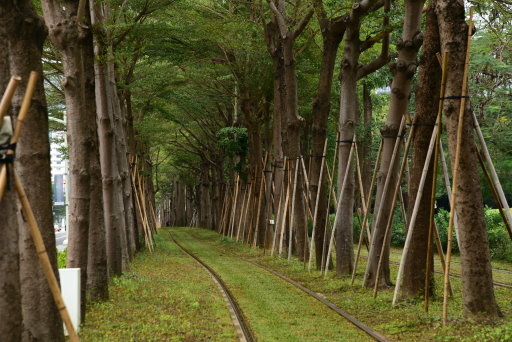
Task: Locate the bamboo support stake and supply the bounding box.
[476,149,512,239]
[288,158,300,260]
[363,116,407,286]
[236,185,248,241]
[439,141,460,244]
[443,8,473,326]
[324,142,355,277]
[13,171,79,341]
[308,138,328,271]
[472,114,512,239]
[271,158,287,256]
[300,156,313,212]
[351,139,383,284]
[243,182,255,244]
[252,154,268,247]
[279,161,291,256]
[424,52,449,311]
[374,121,417,298]
[321,132,340,272]
[229,174,240,238]
[0,76,21,127]
[354,141,371,244]
[392,116,440,305]
[433,220,453,297]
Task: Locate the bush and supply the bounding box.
[57,249,67,268]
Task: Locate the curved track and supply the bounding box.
[185,231,388,342]
[170,234,255,342]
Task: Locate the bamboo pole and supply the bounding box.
[308,138,328,271]
[439,141,460,244]
[324,141,355,277]
[476,149,512,239]
[13,171,79,341]
[243,181,255,244]
[252,156,268,248]
[271,158,287,256]
[363,116,407,286]
[392,116,440,305]
[288,158,300,260]
[354,141,371,245]
[433,219,453,297]
[424,52,449,311]
[373,121,417,298]
[443,8,473,326]
[236,184,248,241]
[0,76,21,128]
[321,132,340,272]
[300,156,313,212]
[229,174,240,238]
[472,114,512,239]
[351,139,383,284]
[279,160,291,256]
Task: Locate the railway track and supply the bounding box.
[183,230,388,342]
[170,234,255,342]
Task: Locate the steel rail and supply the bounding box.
[169,234,256,342]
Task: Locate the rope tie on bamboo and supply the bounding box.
[337,140,354,144]
[0,143,16,164]
[381,135,404,139]
[407,122,437,127]
[310,155,326,158]
[439,95,470,100]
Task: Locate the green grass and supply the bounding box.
[185,227,512,341]
[171,228,370,341]
[79,233,237,341]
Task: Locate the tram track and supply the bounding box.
[169,233,255,342]
[184,230,388,342]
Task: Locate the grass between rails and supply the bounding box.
[79,233,237,342]
[185,227,512,341]
[171,228,371,341]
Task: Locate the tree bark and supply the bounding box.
[310,2,347,269]
[402,2,440,298]
[0,30,22,341]
[435,0,501,317]
[365,0,424,288]
[2,1,64,339]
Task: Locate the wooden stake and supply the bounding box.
[229,174,240,238]
[13,171,79,341]
[321,132,340,272]
[363,116,407,286]
[439,140,460,244]
[472,114,512,239]
[374,121,417,298]
[424,51,449,311]
[236,184,248,241]
[351,139,383,284]
[288,158,300,260]
[308,138,328,271]
[443,8,473,327]
[0,76,21,127]
[279,160,292,256]
[271,157,287,256]
[324,141,355,277]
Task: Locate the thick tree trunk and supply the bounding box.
[335,20,362,274]
[402,3,440,298]
[361,83,373,197]
[0,32,22,341]
[309,12,346,269]
[91,17,123,277]
[3,1,64,339]
[436,0,501,317]
[282,38,308,260]
[365,0,424,288]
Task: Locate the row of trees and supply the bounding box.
[156,0,510,321]
[0,0,167,339]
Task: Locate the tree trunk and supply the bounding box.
[309,11,346,269]
[361,83,373,197]
[0,31,22,341]
[91,2,123,277]
[402,2,440,298]
[365,0,424,288]
[335,19,362,274]
[3,1,64,339]
[435,0,501,317]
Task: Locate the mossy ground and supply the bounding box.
[184,227,512,341]
[79,233,237,342]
